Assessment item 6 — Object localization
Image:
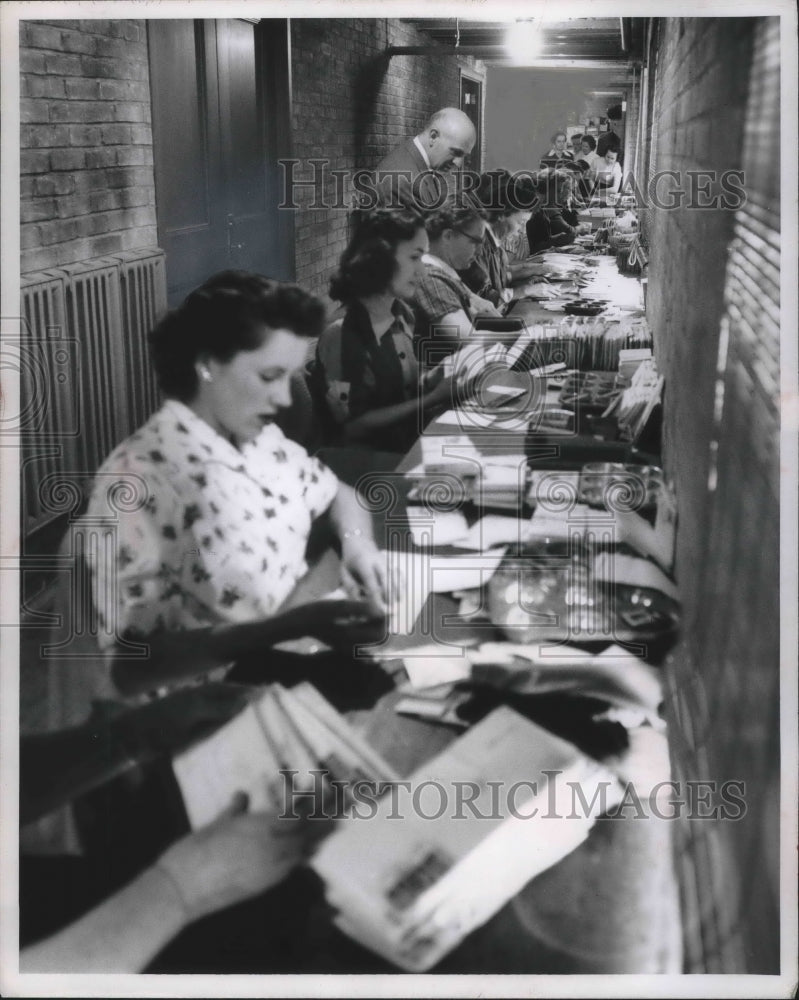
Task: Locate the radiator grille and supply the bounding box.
[115,248,166,428]
[20,248,166,538]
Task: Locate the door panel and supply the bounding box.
[217,20,266,217]
[152,20,213,230]
[149,18,294,305]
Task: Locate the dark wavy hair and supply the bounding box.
[534,168,576,211]
[580,134,597,152]
[471,169,538,220]
[329,207,426,303]
[424,196,487,241]
[148,271,325,401]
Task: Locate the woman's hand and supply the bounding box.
[156,791,315,923]
[470,294,503,317]
[340,535,390,615]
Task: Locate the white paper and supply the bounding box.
[435,408,497,429]
[407,508,470,547]
[401,652,472,688]
[172,703,279,830]
[462,515,526,550]
[484,383,526,399]
[428,549,507,593]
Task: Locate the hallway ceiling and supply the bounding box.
[399,17,645,65]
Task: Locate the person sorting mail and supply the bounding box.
[315,206,456,453]
[85,271,389,699]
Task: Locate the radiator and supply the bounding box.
[116,248,167,429]
[20,249,165,538]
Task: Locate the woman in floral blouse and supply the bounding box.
[86,271,389,697]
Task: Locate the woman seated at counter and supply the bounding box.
[457,169,540,306]
[86,271,389,699]
[526,169,589,255]
[589,147,623,197]
[412,197,503,361]
[314,207,454,454]
[577,133,599,170]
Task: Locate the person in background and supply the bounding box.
[590,147,623,197]
[570,133,584,159]
[577,134,599,170]
[21,788,314,973]
[314,207,454,453]
[597,103,623,159]
[539,130,575,169]
[560,156,594,203]
[20,684,319,973]
[457,170,540,305]
[411,198,503,360]
[372,107,476,211]
[86,272,389,700]
[526,169,589,254]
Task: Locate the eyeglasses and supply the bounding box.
[453,228,484,247]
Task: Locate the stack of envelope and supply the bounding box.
[311,706,623,970]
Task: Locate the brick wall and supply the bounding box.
[20,19,157,273]
[290,19,485,300]
[646,17,780,973]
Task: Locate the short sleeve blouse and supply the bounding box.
[85,400,339,652]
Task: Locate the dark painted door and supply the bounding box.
[148,19,294,306]
[460,75,482,172]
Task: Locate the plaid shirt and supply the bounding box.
[412,254,476,363]
[459,226,512,305]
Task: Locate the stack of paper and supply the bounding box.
[618,347,652,379]
[172,683,400,830]
[420,434,482,475]
[474,459,527,509]
[311,706,623,970]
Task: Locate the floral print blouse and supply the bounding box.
[85,399,339,653]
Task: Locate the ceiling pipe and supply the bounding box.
[386,46,635,68]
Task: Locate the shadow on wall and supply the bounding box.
[353,54,392,169]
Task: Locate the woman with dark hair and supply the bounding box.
[458,170,541,304]
[412,197,503,359]
[577,133,599,170]
[85,271,389,697]
[315,207,454,452]
[526,168,589,254]
[589,148,623,197]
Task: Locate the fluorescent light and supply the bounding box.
[504,21,543,65]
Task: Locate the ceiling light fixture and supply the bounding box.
[504,19,543,65]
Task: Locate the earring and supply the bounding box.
[199,366,212,383]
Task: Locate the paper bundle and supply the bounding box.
[172,682,400,831]
[311,706,623,971]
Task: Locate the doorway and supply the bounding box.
[460,73,483,172]
[148,19,294,305]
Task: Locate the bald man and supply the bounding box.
[372,107,477,210]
